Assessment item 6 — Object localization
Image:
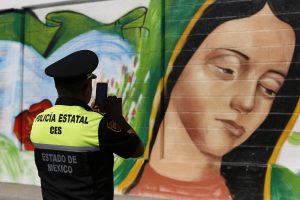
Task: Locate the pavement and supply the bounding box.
[0,182,161,200]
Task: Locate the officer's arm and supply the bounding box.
[98,116,144,159]
[127,130,144,158]
[113,116,144,158]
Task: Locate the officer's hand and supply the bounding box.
[104,96,122,120]
[91,99,104,113]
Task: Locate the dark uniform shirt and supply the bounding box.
[30,97,141,200]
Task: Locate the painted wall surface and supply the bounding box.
[1,0,300,199]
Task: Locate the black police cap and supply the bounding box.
[45,50,98,80]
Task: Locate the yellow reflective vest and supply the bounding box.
[31,105,102,149]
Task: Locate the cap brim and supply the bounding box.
[91,74,97,79]
[87,73,97,79]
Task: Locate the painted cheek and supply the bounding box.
[254,95,274,114]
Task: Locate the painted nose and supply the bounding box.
[230,80,256,114]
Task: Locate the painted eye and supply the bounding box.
[259,84,276,97]
[216,66,234,75]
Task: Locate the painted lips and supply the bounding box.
[217,119,245,137]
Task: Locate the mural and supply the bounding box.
[1,0,300,199]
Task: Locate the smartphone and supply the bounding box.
[95,82,108,107]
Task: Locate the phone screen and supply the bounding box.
[95,82,108,107]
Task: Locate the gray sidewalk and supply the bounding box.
[0,183,161,200]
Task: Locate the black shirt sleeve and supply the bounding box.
[98,115,141,158]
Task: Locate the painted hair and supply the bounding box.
[151,0,300,199]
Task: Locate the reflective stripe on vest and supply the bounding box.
[32,143,100,152]
[30,105,103,148]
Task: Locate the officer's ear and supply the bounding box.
[82,79,92,94]
[82,79,91,90]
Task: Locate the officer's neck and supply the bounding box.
[58,95,89,105]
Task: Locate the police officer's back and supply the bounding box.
[30,50,144,200]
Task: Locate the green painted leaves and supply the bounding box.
[288,131,300,145]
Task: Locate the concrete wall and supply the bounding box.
[0,0,300,199]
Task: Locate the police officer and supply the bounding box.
[30,50,144,200]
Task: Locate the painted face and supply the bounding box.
[169,4,296,157]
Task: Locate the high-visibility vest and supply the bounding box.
[30,105,114,200]
[31,105,102,148]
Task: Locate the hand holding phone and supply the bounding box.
[95,82,123,119]
[105,96,123,119]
